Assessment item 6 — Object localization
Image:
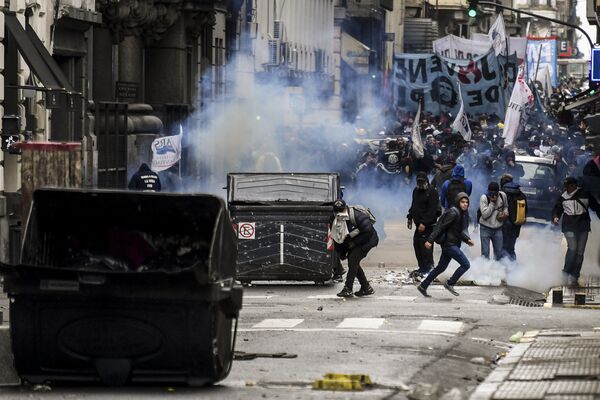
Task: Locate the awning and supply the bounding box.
[341,32,370,75]
[5,13,77,94]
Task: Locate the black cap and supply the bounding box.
[333,199,347,212]
[564,176,578,186]
[416,172,428,182]
[488,182,500,194]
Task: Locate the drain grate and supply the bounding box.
[508,297,545,307]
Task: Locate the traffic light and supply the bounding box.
[467,0,478,17]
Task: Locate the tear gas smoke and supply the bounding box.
[182,52,599,294]
[434,219,600,293]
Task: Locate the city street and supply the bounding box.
[0,221,598,399]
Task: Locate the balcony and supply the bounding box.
[345,0,390,19]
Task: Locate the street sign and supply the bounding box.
[592,48,600,82]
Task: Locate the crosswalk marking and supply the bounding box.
[417,319,464,334]
[380,296,416,301]
[307,295,341,299]
[337,318,385,329]
[252,319,304,329]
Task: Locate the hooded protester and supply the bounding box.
[432,156,456,190]
[330,200,379,298]
[127,163,162,192]
[552,176,600,287]
[417,192,475,297]
[478,182,508,260]
[501,151,525,181]
[500,174,528,261]
[407,172,442,279]
[440,165,473,209]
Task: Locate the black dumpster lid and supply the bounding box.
[19,189,234,277]
[227,173,340,203]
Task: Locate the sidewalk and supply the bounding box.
[471,329,600,399]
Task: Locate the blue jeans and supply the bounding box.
[480,225,503,261]
[420,245,471,289]
[563,231,589,280]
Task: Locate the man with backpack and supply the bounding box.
[552,176,600,287]
[407,172,442,279]
[440,165,473,209]
[330,200,379,298]
[417,192,475,297]
[478,182,508,260]
[500,174,527,261]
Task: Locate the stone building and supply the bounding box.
[0,0,236,263]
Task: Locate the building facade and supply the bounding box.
[0,0,235,263]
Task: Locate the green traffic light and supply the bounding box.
[591,90,596,95]
[468,8,477,17]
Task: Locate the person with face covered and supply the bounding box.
[407,172,442,279]
[478,182,508,260]
[552,176,600,287]
[330,200,379,298]
[417,193,475,297]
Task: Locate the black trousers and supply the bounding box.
[345,246,369,290]
[413,225,434,273]
[333,257,345,275]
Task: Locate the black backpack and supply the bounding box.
[446,178,466,207]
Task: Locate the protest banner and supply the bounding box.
[526,37,558,87]
[393,50,506,118]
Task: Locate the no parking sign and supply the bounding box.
[237,222,256,240]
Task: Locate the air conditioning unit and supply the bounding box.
[268,39,281,65]
[273,20,283,39]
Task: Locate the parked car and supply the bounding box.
[515,155,559,221]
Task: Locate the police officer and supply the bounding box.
[128,163,162,192]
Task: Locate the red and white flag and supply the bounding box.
[327,227,334,251]
[503,68,534,146]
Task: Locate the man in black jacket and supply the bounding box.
[408,172,442,279]
[417,192,475,297]
[330,200,379,298]
[128,163,161,192]
[500,174,527,261]
[552,176,600,287]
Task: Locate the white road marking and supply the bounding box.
[307,294,342,299]
[238,328,455,337]
[253,319,304,329]
[380,296,416,301]
[244,295,276,299]
[418,319,464,334]
[337,318,385,329]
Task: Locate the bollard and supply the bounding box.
[574,293,586,306]
[552,289,563,304]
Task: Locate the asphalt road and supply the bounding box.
[0,220,598,399]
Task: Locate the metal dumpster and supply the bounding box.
[0,188,242,386]
[227,173,340,284]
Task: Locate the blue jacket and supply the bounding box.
[440,165,473,208]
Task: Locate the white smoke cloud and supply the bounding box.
[182,51,399,204]
[434,218,600,293]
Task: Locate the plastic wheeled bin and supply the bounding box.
[0,188,243,387]
[227,173,341,284]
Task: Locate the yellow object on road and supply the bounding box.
[312,373,373,391]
